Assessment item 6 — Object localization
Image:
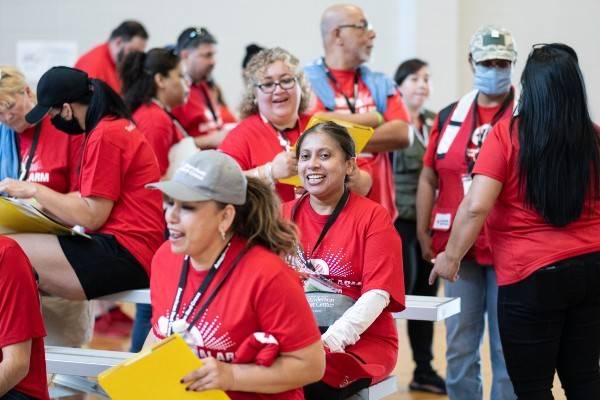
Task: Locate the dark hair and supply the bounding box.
[514,43,599,226]
[76,79,131,132]
[109,20,148,41]
[120,48,180,112]
[394,58,428,86]
[242,43,264,70]
[295,121,356,160]
[176,27,217,52]
[220,177,297,256]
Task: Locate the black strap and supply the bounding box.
[291,187,350,271]
[197,84,219,123]
[167,243,251,335]
[322,58,359,114]
[19,123,42,181]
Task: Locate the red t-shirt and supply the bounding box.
[79,117,165,273]
[309,68,410,221]
[150,236,321,400]
[133,102,184,177]
[0,237,49,400]
[219,114,311,202]
[423,102,507,264]
[19,115,83,193]
[282,192,405,382]
[74,42,120,94]
[171,81,231,142]
[473,118,600,285]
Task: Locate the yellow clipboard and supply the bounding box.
[0,196,89,238]
[99,334,231,399]
[278,115,374,187]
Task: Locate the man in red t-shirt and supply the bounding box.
[0,237,49,400]
[75,20,148,94]
[172,27,236,149]
[303,4,411,221]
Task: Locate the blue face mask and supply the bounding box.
[473,64,512,96]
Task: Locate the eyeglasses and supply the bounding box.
[477,59,512,69]
[255,77,297,94]
[337,20,372,32]
[178,27,215,52]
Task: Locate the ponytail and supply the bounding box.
[225,177,298,256]
[120,51,153,112]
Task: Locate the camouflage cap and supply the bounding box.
[469,25,517,63]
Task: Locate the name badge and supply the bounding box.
[432,213,452,231]
[461,174,473,196]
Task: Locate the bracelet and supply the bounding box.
[375,111,384,127]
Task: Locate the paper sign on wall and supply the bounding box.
[16,40,78,89]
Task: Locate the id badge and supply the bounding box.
[432,213,452,231]
[461,174,473,196]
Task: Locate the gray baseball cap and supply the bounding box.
[147,150,247,205]
[469,25,517,63]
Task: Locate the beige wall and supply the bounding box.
[1,0,598,117]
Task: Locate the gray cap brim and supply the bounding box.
[146,180,214,202]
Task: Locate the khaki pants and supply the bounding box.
[41,297,94,347]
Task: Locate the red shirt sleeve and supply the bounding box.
[79,130,122,201]
[472,120,511,183]
[383,92,410,123]
[361,207,405,311]
[136,113,175,177]
[253,266,322,353]
[218,124,253,170]
[423,114,442,168]
[0,238,45,349]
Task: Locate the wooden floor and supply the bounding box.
[68,304,567,400]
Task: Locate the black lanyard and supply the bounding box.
[18,123,42,181]
[268,121,298,152]
[198,84,219,123]
[291,187,350,271]
[167,242,250,335]
[465,89,514,173]
[153,99,192,138]
[322,58,359,114]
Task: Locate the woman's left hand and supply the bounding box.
[181,357,235,392]
[0,178,37,199]
[429,251,460,284]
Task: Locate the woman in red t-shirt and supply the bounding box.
[219,47,310,202]
[431,44,600,398]
[146,150,324,399]
[281,122,405,400]
[0,66,164,302]
[121,47,191,177]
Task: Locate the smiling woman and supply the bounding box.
[218,47,311,202]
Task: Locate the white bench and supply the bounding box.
[48,292,459,399]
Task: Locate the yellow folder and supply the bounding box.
[0,196,89,238]
[278,115,375,187]
[99,334,231,399]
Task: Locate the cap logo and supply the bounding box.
[179,163,207,181]
[483,33,505,46]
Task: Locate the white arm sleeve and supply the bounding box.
[322,289,390,352]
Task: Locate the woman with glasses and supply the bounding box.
[431,43,600,399]
[416,25,516,399]
[219,47,310,202]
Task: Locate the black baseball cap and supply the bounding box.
[25,66,91,124]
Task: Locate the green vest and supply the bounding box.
[393,109,435,221]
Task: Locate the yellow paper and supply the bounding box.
[278,115,375,187]
[0,197,89,238]
[99,334,230,400]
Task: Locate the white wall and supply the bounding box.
[1,0,599,117]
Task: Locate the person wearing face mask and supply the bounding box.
[0,67,164,307]
[0,66,95,350]
[75,20,149,94]
[416,26,517,400]
[171,27,236,149]
[303,4,412,221]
